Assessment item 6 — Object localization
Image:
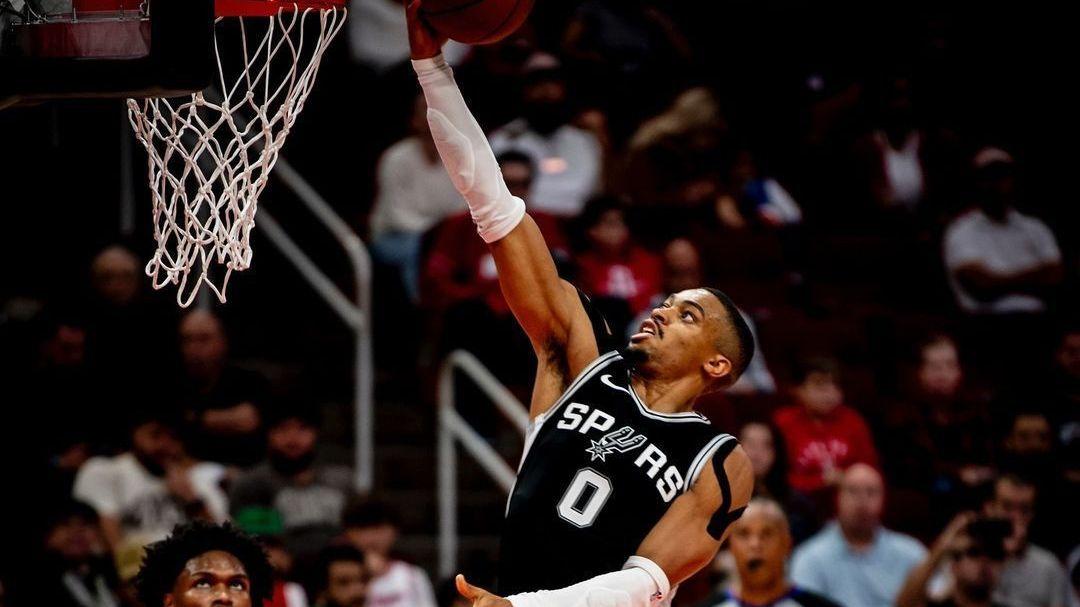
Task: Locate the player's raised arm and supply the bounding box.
[407,1,598,404]
[457,448,753,607]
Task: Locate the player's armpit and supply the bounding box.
[635,446,753,586]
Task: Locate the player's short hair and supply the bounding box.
[135,522,273,607]
[702,287,755,381]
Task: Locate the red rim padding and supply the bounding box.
[216,0,346,17]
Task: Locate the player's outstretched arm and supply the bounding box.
[469,448,752,607]
[407,1,597,412]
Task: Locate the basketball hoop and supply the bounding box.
[126,0,346,306]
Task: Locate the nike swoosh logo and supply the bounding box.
[600,374,635,398]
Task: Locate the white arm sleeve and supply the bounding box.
[507,556,670,607]
[412,54,526,243]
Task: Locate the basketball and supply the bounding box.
[421,0,534,45]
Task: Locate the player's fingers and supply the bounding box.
[455,574,480,599]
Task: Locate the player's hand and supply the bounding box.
[406,0,448,60]
[456,574,512,607]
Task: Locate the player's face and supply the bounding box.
[166,550,251,607]
[627,290,732,384]
[728,508,790,590]
[321,560,369,607]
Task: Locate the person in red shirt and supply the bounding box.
[575,195,662,332]
[772,357,880,506]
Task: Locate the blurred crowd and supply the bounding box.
[1,1,1078,606]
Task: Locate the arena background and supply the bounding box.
[0,1,1077,605]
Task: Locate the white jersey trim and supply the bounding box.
[624,368,710,424]
[508,350,622,515]
[683,433,737,493]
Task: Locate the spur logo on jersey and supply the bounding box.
[585,426,646,462]
[556,402,686,502]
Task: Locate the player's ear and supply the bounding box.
[703,353,732,382]
[164,594,175,607]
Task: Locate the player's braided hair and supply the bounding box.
[135,521,273,607]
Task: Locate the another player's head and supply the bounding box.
[135,522,273,607]
[626,287,754,391]
[792,356,843,417]
[727,498,792,593]
[308,544,370,607]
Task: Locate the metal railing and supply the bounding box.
[259,159,375,493]
[437,349,529,579]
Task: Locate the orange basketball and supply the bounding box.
[421,0,534,45]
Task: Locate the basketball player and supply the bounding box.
[134,521,273,607]
[407,3,754,606]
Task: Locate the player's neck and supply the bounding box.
[629,373,701,414]
[736,580,791,606]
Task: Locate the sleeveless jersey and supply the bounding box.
[497,350,738,596]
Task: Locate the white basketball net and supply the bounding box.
[127,4,346,306]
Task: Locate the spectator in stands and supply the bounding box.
[897,512,1011,607]
[716,149,803,230]
[575,194,662,332]
[423,151,570,389]
[83,245,173,419]
[1047,325,1080,481]
[27,310,99,500]
[879,334,995,534]
[854,75,930,212]
[230,403,353,561]
[37,500,121,607]
[175,309,269,467]
[263,536,309,607]
[341,499,436,607]
[308,544,370,607]
[489,52,602,217]
[561,0,693,139]
[369,94,467,303]
[699,498,839,607]
[790,464,927,607]
[73,410,228,550]
[423,150,569,319]
[772,357,879,498]
[944,147,1063,315]
[624,87,728,208]
[983,474,1069,607]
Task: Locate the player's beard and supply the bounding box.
[269,449,316,478]
[621,344,650,369]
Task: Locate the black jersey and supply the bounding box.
[498,350,738,596]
